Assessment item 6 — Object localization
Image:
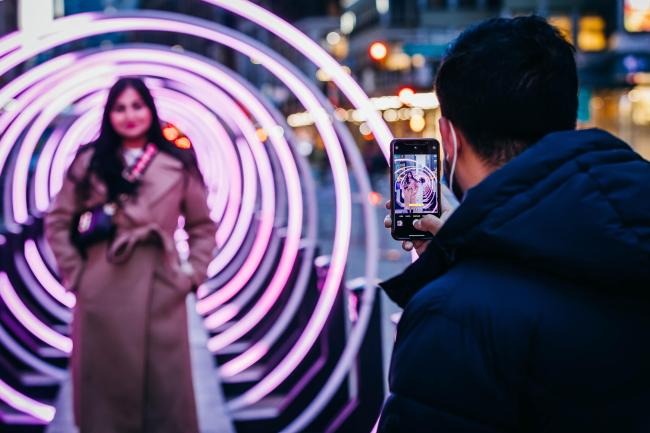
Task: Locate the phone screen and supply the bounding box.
[391,139,441,240]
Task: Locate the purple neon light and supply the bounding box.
[9,75,114,223]
[15,71,264,362]
[29,59,246,252]
[45,105,102,204]
[0,273,71,353]
[24,240,75,308]
[67,52,278,300]
[8,63,250,343]
[0,378,54,423]
[141,73,248,253]
[35,127,66,212]
[27,50,286,320]
[55,50,272,285]
[0,15,329,324]
[0,53,77,123]
[0,10,374,408]
[202,0,393,156]
[33,83,247,304]
[0,54,83,174]
[49,105,102,193]
[47,55,295,354]
[17,56,264,320]
[90,16,344,390]
[163,86,241,245]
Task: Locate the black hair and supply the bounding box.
[435,15,578,165]
[74,77,199,201]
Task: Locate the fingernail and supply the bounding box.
[413,219,420,227]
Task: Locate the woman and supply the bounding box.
[45,77,216,433]
[401,171,419,213]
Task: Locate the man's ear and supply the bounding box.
[439,116,455,161]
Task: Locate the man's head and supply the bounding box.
[436,15,578,194]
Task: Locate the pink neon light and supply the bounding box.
[55,50,268,285]
[0,378,55,422]
[92,17,345,385]
[24,240,76,308]
[0,19,307,331]
[72,42,300,355]
[142,75,245,251]
[0,53,76,121]
[70,52,276,299]
[203,0,393,157]
[0,55,83,174]
[91,48,278,290]
[33,62,243,249]
[29,50,278,314]
[0,273,72,353]
[9,76,114,223]
[35,127,66,212]
[20,54,267,317]
[0,12,362,407]
[49,105,102,194]
[45,105,102,202]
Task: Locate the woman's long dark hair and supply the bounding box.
[74,77,198,201]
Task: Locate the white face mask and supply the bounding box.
[447,121,459,193]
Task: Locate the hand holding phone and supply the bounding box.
[384,198,453,255]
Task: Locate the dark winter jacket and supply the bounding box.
[379,129,650,433]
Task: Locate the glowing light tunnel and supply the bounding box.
[0,1,385,430]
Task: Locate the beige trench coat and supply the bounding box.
[44,147,216,433]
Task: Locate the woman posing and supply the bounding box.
[45,77,216,433]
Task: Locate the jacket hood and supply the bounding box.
[437,128,650,290]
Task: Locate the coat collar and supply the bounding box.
[120,151,185,225]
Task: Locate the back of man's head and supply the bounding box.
[435,15,578,166]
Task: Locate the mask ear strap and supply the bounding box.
[448,120,458,192]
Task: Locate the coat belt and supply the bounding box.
[107,223,177,268]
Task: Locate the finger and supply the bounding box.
[412,239,427,249]
[413,214,443,234]
[384,200,391,210]
[402,241,413,251]
[384,214,391,228]
[413,240,430,256]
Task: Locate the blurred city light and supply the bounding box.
[578,16,606,52]
[174,136,192,149]
[409,115,426,132]
[369,41,388,61]
[411,54,426,68]
[255,127,268,142]
[368,191,382,206]
[625,0,650,32]
[398,87,415,103]
[326,31,341,46]
[340,11,356,34]
[163,124,180,141]
[376,0,389,15]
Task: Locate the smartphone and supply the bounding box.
[390,138,442,240]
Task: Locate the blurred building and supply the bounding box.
[318,0,650,159]
[0,0,17,36]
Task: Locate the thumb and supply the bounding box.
[413,214,443,235]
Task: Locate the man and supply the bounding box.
[379,16,650,433]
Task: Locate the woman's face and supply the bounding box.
[109,87,152,141]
